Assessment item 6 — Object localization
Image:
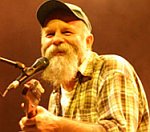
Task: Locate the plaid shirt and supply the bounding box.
[48,51,150,131]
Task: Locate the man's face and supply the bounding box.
[41,19,91,64]
[40,18,93,86]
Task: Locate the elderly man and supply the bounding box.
[19,0,150,131]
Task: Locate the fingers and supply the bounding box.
[19,116,36,131]
[36,106,53,117]
[20,116,35,126]
[19,106,59,131]
[19,106,47,130]
[36,106,47,113]
[24,79,39,89]
[24,79,45,94]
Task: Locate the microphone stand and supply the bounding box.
[0,56,49,97]
[0,56,25,69]
[0,56,26,97]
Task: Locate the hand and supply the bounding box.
[22,79,44,118]
[19,106,62,132]
[19,105,106,132]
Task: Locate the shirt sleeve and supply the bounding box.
[97,71,140,131]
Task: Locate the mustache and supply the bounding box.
[52,45,68,53]
[45,44,77,58]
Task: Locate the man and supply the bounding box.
[19,0,150,131]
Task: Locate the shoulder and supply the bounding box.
[85,51,136,77]
[99,54,129,66]
[95,54,135,77]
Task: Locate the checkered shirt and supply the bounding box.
[48,51,150,131]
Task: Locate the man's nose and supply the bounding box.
[51,33,64,46]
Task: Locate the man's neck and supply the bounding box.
[62,79,76,92]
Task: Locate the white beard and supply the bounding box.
[41,43,79,87]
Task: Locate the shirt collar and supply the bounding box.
[77,51,98,83]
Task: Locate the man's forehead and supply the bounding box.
[43,19,84,31]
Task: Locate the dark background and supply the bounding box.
[0,0,150,131]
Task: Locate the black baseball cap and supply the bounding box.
[36,0,92,32]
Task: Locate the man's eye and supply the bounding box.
[62,31,72,36]
[46,33,55,37]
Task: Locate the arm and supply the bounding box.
[19,106,106,132]
[19,79,106,132]
[97,71,140,131]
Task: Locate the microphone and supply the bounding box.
[2,57,49,97]
[0,56,25,69]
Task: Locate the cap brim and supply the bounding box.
[37,0,75,27]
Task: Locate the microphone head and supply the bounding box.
[25,57,49,76]
[32,57,49,70]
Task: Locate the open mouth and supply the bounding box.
[53,50,66,56]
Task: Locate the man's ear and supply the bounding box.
[86,34,94,50]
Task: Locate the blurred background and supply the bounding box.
[0,0,150,131]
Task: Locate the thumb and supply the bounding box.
[36,106,48,113]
